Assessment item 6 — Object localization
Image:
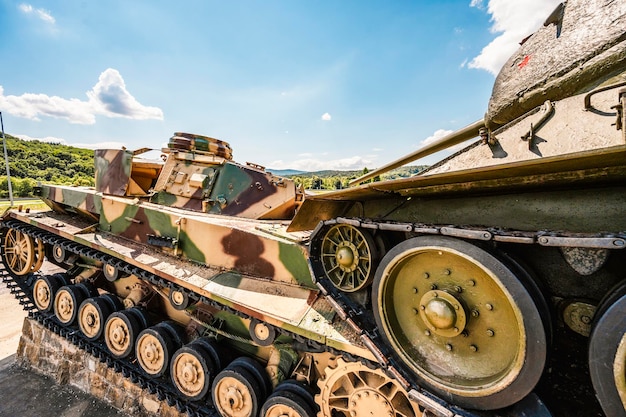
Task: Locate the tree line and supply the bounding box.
[288,166,426,190]
[0,134,94,198]
[0,134,427,198]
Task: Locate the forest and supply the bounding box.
[0,134,426,198]
[0,134,94,198]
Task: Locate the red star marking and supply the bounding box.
[518,55,531,69]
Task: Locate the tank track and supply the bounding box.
[0,218,382,417]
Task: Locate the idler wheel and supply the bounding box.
[171,343,216,401]
[372,236,548,410]
[1,228,44,277]
[319,224,378,292]
[589,280,626,417]
[212,365,264,417]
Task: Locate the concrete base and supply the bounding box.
[16,317,188,417]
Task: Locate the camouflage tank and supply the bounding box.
[1,1,625,417]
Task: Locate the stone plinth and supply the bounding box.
[16,317,188,417]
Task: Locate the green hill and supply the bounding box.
[0,134,94,198]
[287,165,427,190]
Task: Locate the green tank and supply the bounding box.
[1,1,625,417]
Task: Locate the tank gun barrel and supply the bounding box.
[349,119,485,186]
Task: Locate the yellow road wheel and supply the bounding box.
[261,390,316,417]
[372,236,548,410]
[171,344,215,401]
[33,274,65,312]
[2,228,44,276]
[78,295,119,341]
[136,325,177,377]
[320,224,378,292]
[54,285,88,325]
[212,366,263,417]
[589,281,626,417]
[104,308,144,358]
[316,357,421,417]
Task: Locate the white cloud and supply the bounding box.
[87,69,163,120]
[19,3,55,24]
[0,68,164,125]
[419,129,454,147]
[321,112,332,121]
[469,0,562,75]
[15,134,126,150]
[270,155,373,171]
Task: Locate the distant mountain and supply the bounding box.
[269,169,307,176]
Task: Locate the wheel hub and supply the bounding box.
[58,294,72,316]
[182,361,199,383]
[336,243,357,271]
[171,290,185,305]
[419,290,466,337]
[349,388,394,417]
[225,386,245,410]
[36,284,49,304]
[111,324,127,345]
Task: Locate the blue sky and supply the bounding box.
[0,0,560,171]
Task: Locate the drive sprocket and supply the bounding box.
[316,357,421,417]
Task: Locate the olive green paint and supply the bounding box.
[61,188,89,209]
[151,191,178,206]
[278,243,314,288]
[100,204,140,234]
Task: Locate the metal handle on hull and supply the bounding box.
[349,119,485,186]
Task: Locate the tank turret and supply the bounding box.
[94,132,303,220]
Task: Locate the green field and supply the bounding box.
[0,199,49,212]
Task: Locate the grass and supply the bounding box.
[0,199,49,212]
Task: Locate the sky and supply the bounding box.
[0,0,561,171]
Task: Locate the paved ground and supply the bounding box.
[0,269,129,417]
[0,356,129,417]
